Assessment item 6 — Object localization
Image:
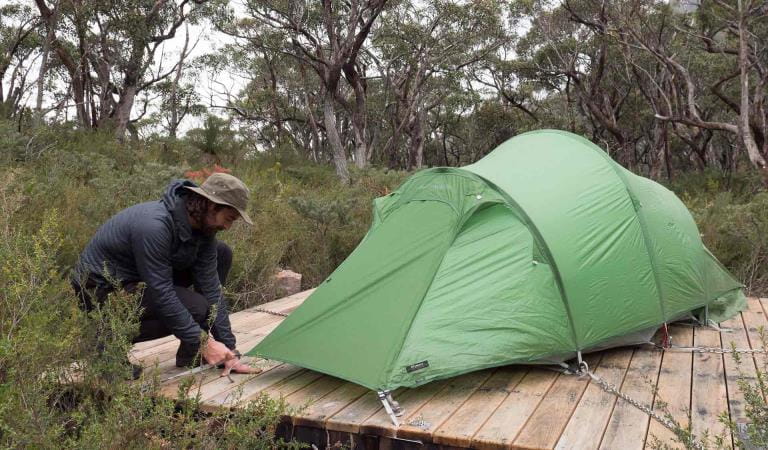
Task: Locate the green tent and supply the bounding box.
[248,130,744,395]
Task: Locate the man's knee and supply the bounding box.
[175,286,209,325]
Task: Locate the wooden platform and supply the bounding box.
[130,291,768,449]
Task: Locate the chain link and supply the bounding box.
[252,307,289,317]
[576,343,767,449]
[578,364,705,450]
[663,345,768,354]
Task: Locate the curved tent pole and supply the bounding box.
[576,133,669,324]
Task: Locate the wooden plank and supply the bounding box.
[360,379,449,438]
[600,346,663,450]
[201,364,303,410]
[292,382,369,428]
[259,369,325,399]
[472,368,559,449]
[162,357,280,400]
[395,370,492,442]
[134,308,288,374]
[719,313,758,442]
[233,288,313,318]
[556,349,632,449]
[132,335,175,352]
[745,298,768,363]
[156,321,284,398]
[513,355,601,450]
[131,313,281,363]
[134,288,763,449]
[283,376,346,413]
[325,389,394,434]
[433,367,527,448]
[645,325,693,449]
[129,289,311,362]
[690,327,729,443]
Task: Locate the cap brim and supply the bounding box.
[184,186,254,225]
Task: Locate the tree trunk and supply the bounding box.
[72,75,90,128]
[342,62,369,169]
[305,92,321,163]
[351,119,368,169]
[737,1,767,170]
[408,109,425,169]
[35,3,60,124]
[113,85,137,140]
[322,90,350,183]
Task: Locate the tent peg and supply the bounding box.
[377,390,403,426]
[576,351,588,374]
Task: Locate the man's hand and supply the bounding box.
[202,338,235,366]
[221,358,262,376]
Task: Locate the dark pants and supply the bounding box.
[73,241,233,345]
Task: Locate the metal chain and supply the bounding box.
[576,340,768,449]
[252,307,288,317]
[662,345,768,354]
[576,363,705,450]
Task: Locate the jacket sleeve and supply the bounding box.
[132,219,202,345]
[192,238,237,350]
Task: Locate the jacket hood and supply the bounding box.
[162,179,198,242]
[161,179,197,210]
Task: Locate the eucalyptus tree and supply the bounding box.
[33,0,219,139]
[373,0,507,169]
[516,0,657,172]
[0,2,40,120]
[207,25,326,160]
[220,0,390,183]
[148,25,204,138]
[608,0,768,175]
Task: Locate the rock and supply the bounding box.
[274,269,302,296]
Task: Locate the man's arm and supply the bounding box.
[132,219,202,345]
[192,237,237,350]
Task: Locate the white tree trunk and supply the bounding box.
[737,1,767,169]
[323,91,350,183]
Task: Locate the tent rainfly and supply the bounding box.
[247,130,745,424]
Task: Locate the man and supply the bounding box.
[72,173,259,377]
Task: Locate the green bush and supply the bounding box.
[676,189,768,296]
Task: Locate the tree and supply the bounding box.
[0,2,40,121]
[33,0,219,139]
[373,0,506,169]
[610,0,768,174]
[221,0,391,183]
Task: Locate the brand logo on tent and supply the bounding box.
[405,361,429,373]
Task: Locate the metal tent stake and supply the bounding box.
[377,390,403,426]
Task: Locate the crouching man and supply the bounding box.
[72,173,259,377]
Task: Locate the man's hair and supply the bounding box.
[185,192,215,224]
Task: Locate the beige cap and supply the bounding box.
[184,173,253,225]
